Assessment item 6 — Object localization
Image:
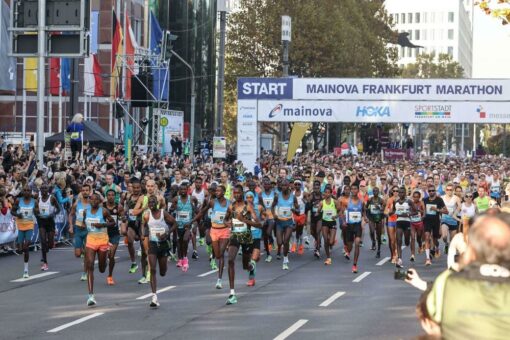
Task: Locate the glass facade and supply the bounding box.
[158,0,217,139]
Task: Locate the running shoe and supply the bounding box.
[434,249,441,258]
[324,258,332,265]
[150,295,160,308]
[192,250,199,260]
[396,258,403,268]
[410,255,415,262]
[87,294,96,307]
[265,255,272,263]
[41,263,48,271]
[80,272,87,281]
[216,278,223,289]
[226,294,238,305]
[80,253,85,259]
[199,238,205,246]
[282,262,289,270]
[210,258,218,270]
[344,253,350,261]
[238,249,242,256]
[425,259,432,266]
[176,259,183,268]
[23,271,29,279]
[304,237,310,246]
[182,257,189,272]
[290,243,297,253]
[169,251,177,262]
[376,251,381,259]
[444,243,449,255]
[298,244,304,255]
[129,263,138,274]
[371,242,376,251]
[382,235,387,244]
[146,271,151,282]
[107,276,115,286]
[250,260,257,276]
[390,257,396,264]
[314,249,320,259]
[246,278,256,287]
[206,245,212,256]
[430,248,436,257]
[138,276,148,284]
[276,254,282,260]
[352,264,358,273]
[360,241,364,248]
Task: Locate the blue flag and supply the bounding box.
[61,58,71,94]
[150,11,169,101]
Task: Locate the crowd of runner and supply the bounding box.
[1,142,509,308]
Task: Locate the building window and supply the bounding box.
[415,29,420,40]
[401,13,406,24]
[423,12,428,23]
[448,46,454,56]
[407,48,412,58]
[448,12,455,23]
[415,12,420,24]
[401,47,405,58]
[408,13,413,24]
[448,29,454,40]
[408,30,412,40]
[455,124,470,138]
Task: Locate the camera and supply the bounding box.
[394,268,409,281]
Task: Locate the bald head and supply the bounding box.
[469,214,510,269]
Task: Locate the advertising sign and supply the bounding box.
[161,110,184,155]
[213,137,227,158]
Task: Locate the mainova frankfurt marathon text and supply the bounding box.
[306,84,503,95]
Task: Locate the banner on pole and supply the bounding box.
[124,124,133,168]
[161,110,184,154]
[213,136,227,158]
[0,210,17,245]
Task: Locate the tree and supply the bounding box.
[223,0,400,147]
[401,53,464,79]
[475,0,510,25]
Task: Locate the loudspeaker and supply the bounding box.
[131,72,153,107]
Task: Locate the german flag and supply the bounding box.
[111,9,123,99]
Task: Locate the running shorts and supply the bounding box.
[396,221,411,231]
[210,227,231,242]
[86,233,110,252]
[17,229,33,244]
[230,230,253,246]
[322,220,337,229]
[127,221,141,237]
[252,238,261,250]
[148,240,171,257]
[443,222,459,231]
[37,218,55,232]
[424,222,441,239]
[108,234,120,245]
[73,226,88,249]
[293,214,306,226]
[346,223,362,242]
[276,219,295,231]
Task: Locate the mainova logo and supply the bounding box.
[268,103,333,118]
[356,106,391,117]
[269,104,283,118]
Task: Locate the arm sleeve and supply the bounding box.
[55,187,70,205]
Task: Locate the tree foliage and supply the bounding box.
[401,53,464,79]
[223,0,400,144]
[476,0,510,25]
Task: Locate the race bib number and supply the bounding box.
[370,205,381,215]
[212,211,226,224]
[70,132,80,139]
[150,225,167,241]
[426,204,437,215]
[176,211,191,222]
[323,210,335,219]
[348,211,362,223]
[263,198,273,208]
[86,217,101,233]
[278,207,292,218]
[232,218,247,233]
[312,206,318,213]
[410,214,421,223]
[491,186,500,193]
[128,209,137,221]
[20,207,33,219]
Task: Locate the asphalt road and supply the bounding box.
[0,234,445,340]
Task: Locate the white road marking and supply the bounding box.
[319,291,345,307]
[197,269,218,277]
[11,271,59,282]
[274,319,309,340]
[376,257,391,266]
[352,271,371,283]
[47,312,104,333]
[136,285,176,300]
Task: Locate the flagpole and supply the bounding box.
[22,74,26,140]
[48,94,52,134]
[109,100,113,134]
[123,0,129,143]
[58,82,63,132]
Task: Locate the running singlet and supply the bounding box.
[475,196,490,213]
[490,181,501,198]
[394,200,411,222]
[442,197,458,225]
[103,204,119,234]
[211,199,229,229]
[346,198,363,224]
[295,191,306,215]
[460,203,476,220]
[321,199,337,222]
[17,198,35,230]
[75,200,90,227]
[192,189,205,208]
[38,196,55,218]
[176,196,193,229]
[232,205,249,233]
[367,198,384,222]
[148,209,169,242]
[126,196,139,223]
[276,192,294,221]
[84,206,106,234]
[261,191,275,219]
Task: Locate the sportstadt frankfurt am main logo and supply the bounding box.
[477,105,486,119]
[269,104,283,118]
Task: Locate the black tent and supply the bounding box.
[45,121,121,151]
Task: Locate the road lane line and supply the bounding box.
[47,312,104,333]
[376,257,391,266]
[136,285,176,300]
[274,319,309,340]
[197,269,218,277]
[11,271,59,282]
[319,291,345,307]
[352,271,371,283]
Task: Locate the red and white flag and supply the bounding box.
[84,54,104,97]
[124,14,139,100]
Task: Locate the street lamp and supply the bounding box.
[170,49,195,163]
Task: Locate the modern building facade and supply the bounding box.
[385,0,474,77]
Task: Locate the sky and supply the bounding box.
[472,8,510,78]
